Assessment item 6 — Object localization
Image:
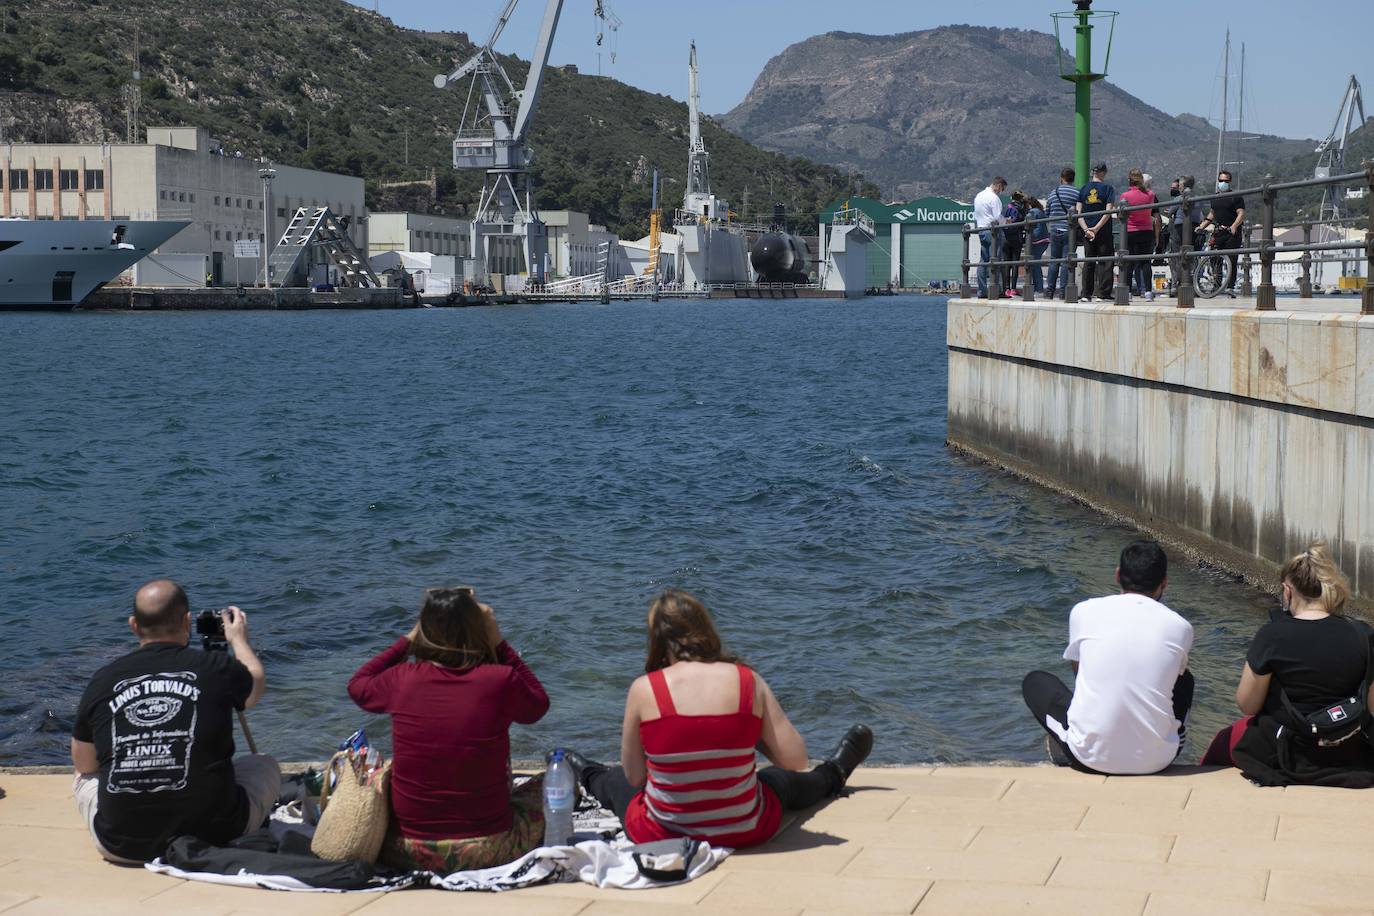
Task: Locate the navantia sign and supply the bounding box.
[892,197,975,224]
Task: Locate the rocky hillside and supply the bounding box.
[0,1,878,237]
[721,26,1312,201]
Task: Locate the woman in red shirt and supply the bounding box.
[573,590,872,848]
[348,586,549,871]
[1119,168,1160,300]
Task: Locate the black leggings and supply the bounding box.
[583,761,841,826]
[1021,669,1195,773]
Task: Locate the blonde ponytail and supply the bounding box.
[1280,540,1350,614]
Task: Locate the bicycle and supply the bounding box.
[1191,228,1234,299]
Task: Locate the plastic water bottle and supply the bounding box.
[542,748,576,847]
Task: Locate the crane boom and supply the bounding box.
[510,1,564,142]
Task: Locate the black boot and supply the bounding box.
[822,724,873,794]
[546,748,602,794]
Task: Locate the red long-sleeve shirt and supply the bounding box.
[347,637,549,840]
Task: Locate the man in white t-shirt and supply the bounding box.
[973,177,1007,298]
[1022,540,1195,775]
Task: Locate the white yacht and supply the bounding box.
[0,219,189,309]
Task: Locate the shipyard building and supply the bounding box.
[819,197,974,289]
[1,127,364,285]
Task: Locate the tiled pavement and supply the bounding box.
[4,765,1374,915]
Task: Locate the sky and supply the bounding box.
[353,0,1372,141]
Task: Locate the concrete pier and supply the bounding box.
[946,297,1374,602]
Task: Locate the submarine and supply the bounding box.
[749,206,812,284]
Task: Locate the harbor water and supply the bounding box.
[0,297,1274,767]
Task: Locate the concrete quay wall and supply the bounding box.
[945,298,1374,601]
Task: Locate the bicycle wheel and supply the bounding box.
[1194,253,1231,298]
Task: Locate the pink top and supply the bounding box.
[1119,188,1157,233]
[623,664,782,848]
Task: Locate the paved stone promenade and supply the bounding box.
[5,764,1374,915]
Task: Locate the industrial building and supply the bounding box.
[1,127,366,286]
[367,212,472,260]
[819,196,974,289]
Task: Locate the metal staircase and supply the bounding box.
[266,207,380,288]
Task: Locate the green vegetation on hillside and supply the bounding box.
[0,1,879,237]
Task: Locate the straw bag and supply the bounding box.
[310,750,391,864]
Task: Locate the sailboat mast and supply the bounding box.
[1215,29,1229,180]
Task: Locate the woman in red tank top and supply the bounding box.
[573,590,873,848]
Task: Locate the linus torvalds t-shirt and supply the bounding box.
[73,641,253,861]
[1061,593,1193,775]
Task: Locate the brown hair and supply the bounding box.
[1280,540,1350,614]
[410,586,497,668]
[644,589,740,673]
[1128,167,1144,189]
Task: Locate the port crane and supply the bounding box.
[434,0,619,286]
[1313,75,1367,280]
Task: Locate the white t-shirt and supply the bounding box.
[973,187,1002,229]
[1058,593,1194,775]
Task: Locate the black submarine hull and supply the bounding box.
[750,233,812,284]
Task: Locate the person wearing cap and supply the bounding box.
[1076,163,1117,301]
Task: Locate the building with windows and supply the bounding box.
[367,212,471,260]
[1,126,365,286]
[819,196,975,289]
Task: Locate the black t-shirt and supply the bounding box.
[73,641,253,861]
[1247,615,1372,724]
[1210,194,1246,230]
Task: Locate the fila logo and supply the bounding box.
[1329,707,1348,721]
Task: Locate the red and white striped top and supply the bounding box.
[623,664,782,847]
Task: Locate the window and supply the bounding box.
[214,230,221,240]
[59,170,79,191]
[189,193,196,203]
[35,170,54,191]
[258,201,263,210]
[7,170,27,191]
[160,190,167,200]
[276,207,285,218]
[84,169,104,190]
[178,192,186,202]
[214,196,221,206]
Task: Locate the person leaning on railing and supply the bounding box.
[1044,168,1079,299]
[1195,170,1246,298]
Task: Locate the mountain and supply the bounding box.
[0,1,879,237]
[721,26,1313,202]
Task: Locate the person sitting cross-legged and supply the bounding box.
[569,589,873,848]
[1022,540,1195,775]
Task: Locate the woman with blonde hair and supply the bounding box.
[570,589,872,848]
[1200,542,1374,785]
[348,586,550,870]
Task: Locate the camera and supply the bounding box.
[197,608,229,650]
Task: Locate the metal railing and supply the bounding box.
[959,161,1374,313]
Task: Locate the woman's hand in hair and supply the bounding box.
[405,621,420,643]
[480,603,503,648]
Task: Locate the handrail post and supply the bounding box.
[1240,224,1254,298]
[1364,160,1374,316]
[1256,175,1276,310]
[960,225,972,298]
[1178,193,1195,308]
[990,227,1004,299]
[1021,220,1034,301]
[1064,221,1080,303]
[1299,221,1313,299]
[1113,211,1129,305]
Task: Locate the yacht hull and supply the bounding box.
[0,220,189,310]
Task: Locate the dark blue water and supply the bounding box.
[0,297,1272,767]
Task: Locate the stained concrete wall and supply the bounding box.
[946,299,1374,600]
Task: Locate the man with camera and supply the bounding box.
[71,579,280,863]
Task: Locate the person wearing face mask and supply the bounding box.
[1165,176,1205,294]
[1200,542,1374,787]
[1196,170,1246,298]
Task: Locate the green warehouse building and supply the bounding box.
[819,196,976,289]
